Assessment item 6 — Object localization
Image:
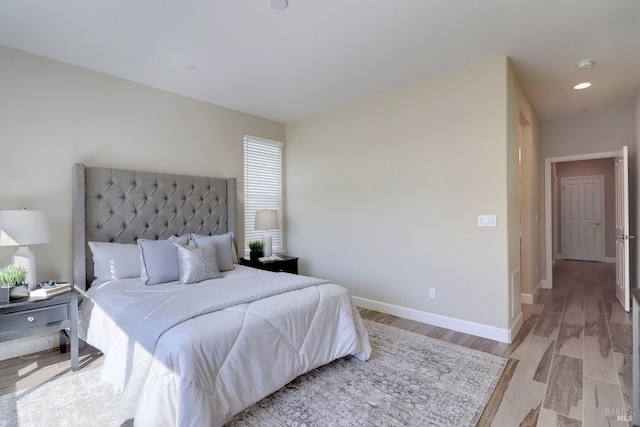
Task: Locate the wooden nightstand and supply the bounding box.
[240,255,299,274]
[0,289,79,370]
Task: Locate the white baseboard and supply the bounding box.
[352,296,513,344]
[556,255,615,264]
[520,293,534,305]
[541,279,551,289]
[510,312,524,343]
[521,281,542,304]
[0,333,59,362]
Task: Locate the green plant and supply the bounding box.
[0,265,28,288]
[248,240,264,251]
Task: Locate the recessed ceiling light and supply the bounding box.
[185,65,196,71]
[270,0,288,10]
[573,82,591,90]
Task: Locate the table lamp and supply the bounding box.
[0,209,52,289]
[254,209,279,257]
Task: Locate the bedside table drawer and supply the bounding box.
[240,256,299,274]
[2,305,69,331]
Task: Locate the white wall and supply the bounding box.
[286,57,519,340]
[0,46,285,360]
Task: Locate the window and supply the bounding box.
[243,135,284,254]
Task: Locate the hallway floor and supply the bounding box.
[490,259,632,426]
[359,259,633,426]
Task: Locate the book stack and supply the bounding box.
[30,282,72,297]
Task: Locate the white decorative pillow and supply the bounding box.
[138,235,190,285]
[191,233,235,271]
[88,242,141,285]
[174,241,222,284]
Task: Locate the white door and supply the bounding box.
[615,146,630,311]
[562,176,603,262]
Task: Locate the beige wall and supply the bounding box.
[555,159,615,259]
[286,57,525,335]
[0,46,285,359]
[507,60,541,303]
[0,46,285,283]
[541,106,634,158]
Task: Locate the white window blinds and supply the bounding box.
[243,136,284,254]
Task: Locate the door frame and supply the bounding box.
[544,151,618,288]
[615,146,630,312]
[560,175,605,262]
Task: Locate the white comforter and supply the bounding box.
[79,265,371,427]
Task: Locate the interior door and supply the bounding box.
[615,146,630,311]
[562,176,603,262]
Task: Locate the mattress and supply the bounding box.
[79,265,371,426]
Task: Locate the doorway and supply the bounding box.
[545,150,618,288]
[560,175,604,262]
[544,149,630,310]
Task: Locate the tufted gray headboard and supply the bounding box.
[72,164,237,290]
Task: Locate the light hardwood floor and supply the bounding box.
[0,344,103,398]
[362,260,632,426]
[0,260,632,426]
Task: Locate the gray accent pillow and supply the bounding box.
[138,235,190,285]
[88,242,141,285]
[174,241,222,284]
[191,233,234,271]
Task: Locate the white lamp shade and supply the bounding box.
[0,210,52,246]
[254,210,279,231]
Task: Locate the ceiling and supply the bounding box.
[0,0,638,124]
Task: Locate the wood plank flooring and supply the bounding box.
[0,260,632,427]
[361,261,632,427]
[0,344,103,397]
[363,260,631,426]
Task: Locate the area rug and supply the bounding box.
[0,320,506,427]
[0,368,120,427]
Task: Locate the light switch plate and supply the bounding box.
[477,215,497,227]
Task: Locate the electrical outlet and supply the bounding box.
[429,288,436,299]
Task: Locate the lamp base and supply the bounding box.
[12,245,37,291]
[262,231,273,257]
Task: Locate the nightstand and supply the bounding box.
[0,289,79,370]
[240,255,299,274]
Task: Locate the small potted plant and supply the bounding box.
[248,240,264,261]
[0,265,28,303]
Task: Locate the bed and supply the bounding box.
[72,164,371,427]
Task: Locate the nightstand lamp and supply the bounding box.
[0,209,51,289]
[254,209,279,257]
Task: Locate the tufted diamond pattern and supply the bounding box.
[84,167,229,285]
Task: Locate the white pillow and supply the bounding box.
[88,242,141,285]
[191,233,235,271]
